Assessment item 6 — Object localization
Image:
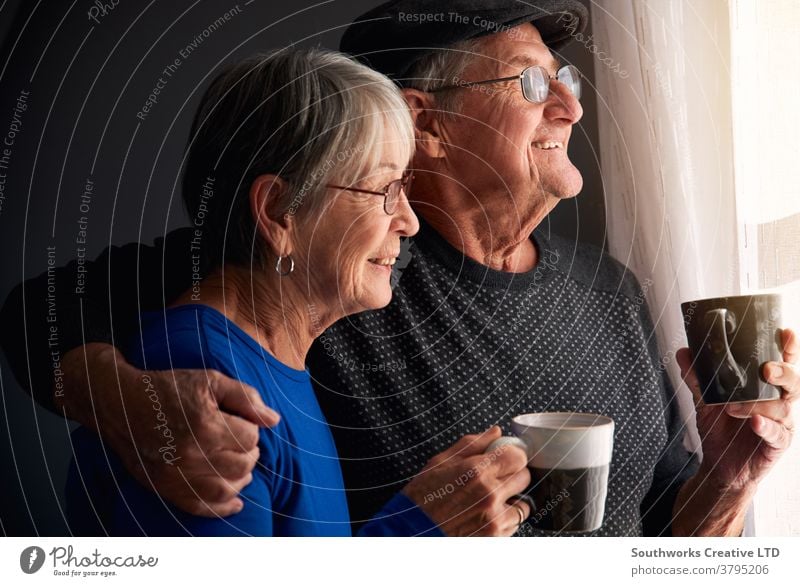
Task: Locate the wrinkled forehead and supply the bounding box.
[466,23,560,76]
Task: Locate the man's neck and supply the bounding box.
[416,206,543,273]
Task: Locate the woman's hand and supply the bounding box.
[402,426,531,536]
[58,343,280,517]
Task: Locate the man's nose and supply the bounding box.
[543,78,583,124]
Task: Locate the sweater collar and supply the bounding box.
[409,216,558,291]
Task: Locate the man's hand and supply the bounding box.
[57,343,280,517]
[402,426,531,536]
[677,328,797,490]
[672,328,797,535]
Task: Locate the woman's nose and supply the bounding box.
[392,189,419,237]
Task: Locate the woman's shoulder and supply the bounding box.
[125,304,239,373]
[128,304,310,390]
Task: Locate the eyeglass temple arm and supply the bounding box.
[432,73,522,93]
[326,185,386,196]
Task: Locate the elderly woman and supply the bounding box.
[65,49,530,536]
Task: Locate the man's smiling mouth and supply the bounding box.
[532,141,563,150]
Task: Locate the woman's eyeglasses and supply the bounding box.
[327,170,414,215]
[432,64,581,104]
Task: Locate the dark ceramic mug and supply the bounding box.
[682,294,783,404]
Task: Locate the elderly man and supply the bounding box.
[2,0,796,536]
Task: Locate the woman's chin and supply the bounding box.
[362,263,395,308]
[358,290,393,312]
[347,285,393,315]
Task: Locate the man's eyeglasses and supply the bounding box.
[326,170,414,215]
[432,64,581,104]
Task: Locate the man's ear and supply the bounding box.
[249,174,293,257]
[402,88,447,160]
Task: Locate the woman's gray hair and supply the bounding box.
[183,48,414,270]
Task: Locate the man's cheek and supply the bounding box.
[525,149,543,182]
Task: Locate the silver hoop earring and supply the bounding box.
[275,255,294,277]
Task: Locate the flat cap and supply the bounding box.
[340,0,588,85]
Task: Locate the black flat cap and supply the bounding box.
[340,0,588,85]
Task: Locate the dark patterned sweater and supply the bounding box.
[306,219,698,536]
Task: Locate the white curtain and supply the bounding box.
[590,0,800,535]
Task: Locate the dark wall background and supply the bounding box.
[0,0,603,536]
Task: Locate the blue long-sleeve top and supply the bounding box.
[65,304,442,536]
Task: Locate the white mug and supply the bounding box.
[488,412,614,533]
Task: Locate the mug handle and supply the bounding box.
[485,436,536,513]
[704,308,748,392]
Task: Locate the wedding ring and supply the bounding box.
[513,502,526,526]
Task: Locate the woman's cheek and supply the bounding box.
[340,247,365,295]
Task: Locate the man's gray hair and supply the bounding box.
[183,48,414,270]
[403,38,485,115]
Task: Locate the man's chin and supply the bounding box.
[536,164,583,201]
[557,187,582,200]
[552,170,583,200]
[545,181,583,201]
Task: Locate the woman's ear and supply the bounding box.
[402,89,447,160]
[249,174,293,257]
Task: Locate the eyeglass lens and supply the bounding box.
[521,65,581,104]
[385,172,413,214]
